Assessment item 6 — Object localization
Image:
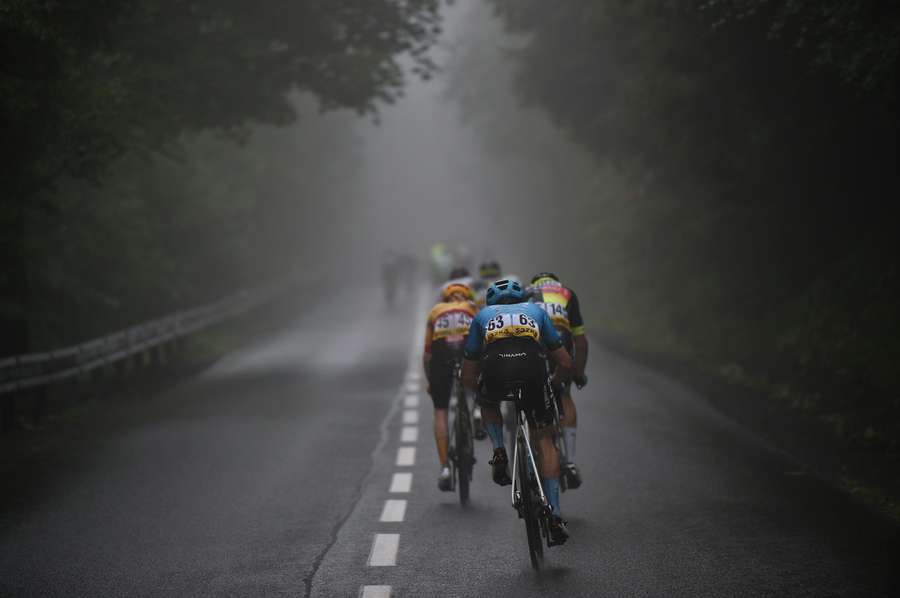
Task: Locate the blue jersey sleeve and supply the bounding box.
[463,313,485,360]
[535,304,563,351]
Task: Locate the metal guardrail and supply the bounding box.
[0,280,291,399]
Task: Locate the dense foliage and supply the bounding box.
[1,0,441,354]
[488,0,900,448]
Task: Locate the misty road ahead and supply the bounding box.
[3,0,900,596]
[1,287,897,597]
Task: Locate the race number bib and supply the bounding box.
[536,301,571,331]
[484,312,539,344]
[433,310,473,341]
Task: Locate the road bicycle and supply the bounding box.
[506,379,566,569]
[447,360,475,506]
[504,374,571,489]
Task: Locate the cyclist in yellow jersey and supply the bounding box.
[528,272,589,489]
[423,283,478,490]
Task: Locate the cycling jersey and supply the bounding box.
[529,279,585,337]
[425,300,477,410]
[465,302,561,426]
[464,302,563,360]
[471,278,489,309]
[425,300,477,353]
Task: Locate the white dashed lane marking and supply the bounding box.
[402,410,419,424]
[395,446,416,466]
[368,533,400,566]
[400,426,418,443]
[379,499,407,523]
[389,472,412,493]
[405,382,419,393]
[403,394,419,408]
[360,586,392,598]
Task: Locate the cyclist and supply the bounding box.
[437,265,489,437]
[473,260,501,308]
[439,266,474,300]
[430,243,454,283]
[423,282,477,491]
[528,272,589,489]
[461,279,573,545]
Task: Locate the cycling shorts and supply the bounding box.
[428,340,464,410]
[477,337,553,427]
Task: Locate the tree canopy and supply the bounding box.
[485,0,900,448]
[1,0,442,354]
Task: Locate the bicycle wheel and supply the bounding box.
[455,384,472,505]
[517,434,544,569]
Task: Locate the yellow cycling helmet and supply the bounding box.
[442,282,473,302]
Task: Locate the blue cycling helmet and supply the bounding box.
[485,279,525,306]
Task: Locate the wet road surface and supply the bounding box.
[2,287,898,597]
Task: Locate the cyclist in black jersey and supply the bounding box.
[527,272,589,489]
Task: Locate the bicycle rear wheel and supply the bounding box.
[455,385,473,505]
[517,434,544,569]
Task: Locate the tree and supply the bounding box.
[1,0,443,353]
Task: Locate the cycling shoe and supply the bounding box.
[563,463,582,490]
[548,516,570,546]
[438,467,452,492]
[489,447,512,486]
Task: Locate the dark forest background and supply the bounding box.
[484,0,900,464]
[1,0,441,353]
[3,0,899,479]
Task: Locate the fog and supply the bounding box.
[5,0,898,474]
[3,1,899,592]
[291,0,614,283]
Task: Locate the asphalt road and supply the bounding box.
[1,286,898,597]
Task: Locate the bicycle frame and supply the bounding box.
[510,388,549,510]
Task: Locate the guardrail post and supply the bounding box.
[2,395,14,432]
[86,368,104,402]
[154,344,168,368]
[31,386,47,427]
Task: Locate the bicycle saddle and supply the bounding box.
[501,381,528,401]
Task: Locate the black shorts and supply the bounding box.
[478,337,553,426]
[428,340,464,410]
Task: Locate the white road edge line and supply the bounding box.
[379,499,407,523]
[396,446,416,466]
[403,394,419,408]
[402,410,419,424]
[368,533,400,566]
[400,426,418,443]
[389,472,412,493]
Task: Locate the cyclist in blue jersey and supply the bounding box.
[461,279,573,545]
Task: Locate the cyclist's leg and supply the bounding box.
[535,424,569,544]
[526,373,566,523]
[428,359,453,489]
[481,402,504,450]
[532,426,562,516]
[433,408,449,465]
[560,384,577,462]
